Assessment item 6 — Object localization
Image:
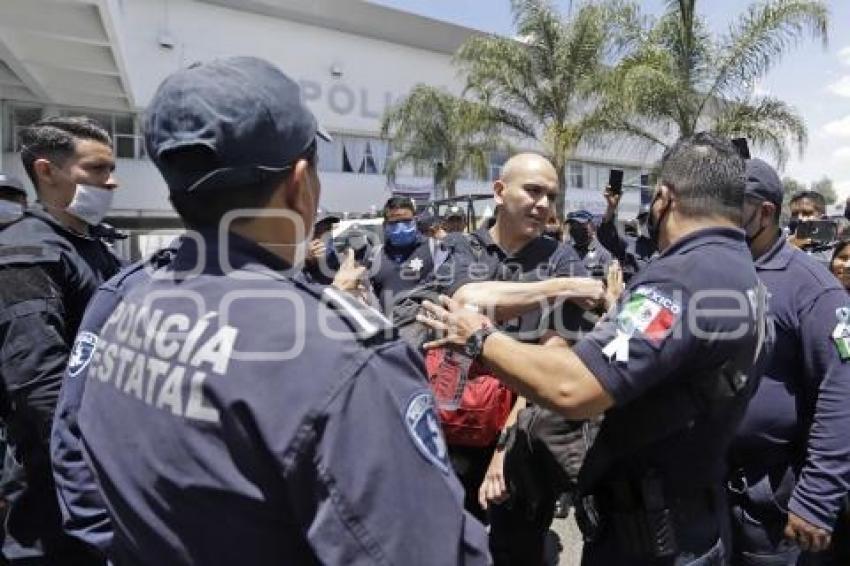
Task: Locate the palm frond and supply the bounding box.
[710,96,807,166]
[701,0,827,110]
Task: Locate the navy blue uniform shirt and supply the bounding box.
[573,227,767,491]
[368,236,435,314]
[0,205,120,559]
[732,236,850,531]
[75,231,490,566]
[435,223,591,342]
[574,240,612,279]
[596,217,655,280]
[52,250,176,553]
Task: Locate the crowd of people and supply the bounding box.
[0,55,848,566]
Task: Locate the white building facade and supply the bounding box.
[0,0,658,247]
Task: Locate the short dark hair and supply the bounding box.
[383,196,415,216]
[659,132,745,223]
[19,116,112,191]
[167,144,316,229]
[790,190,826,215]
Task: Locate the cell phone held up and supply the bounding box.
[608,169,624,196]
[795,219,837,247]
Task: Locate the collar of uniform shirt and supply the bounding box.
[659,226,747,259]
[29,203,98,241]
[474,217,549,262]
[169,228,293,275]
[754,234,794,271]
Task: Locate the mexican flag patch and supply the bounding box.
[832,307,850,362]
[618,292,677,344]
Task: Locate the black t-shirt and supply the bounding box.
[434,225,591,343]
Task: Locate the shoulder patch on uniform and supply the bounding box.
[621,286,680,341]
[404,392,450,474]
[321,287,394,341]
[832,307,850,362]
[603,286,680,363]
[68,331,99,377]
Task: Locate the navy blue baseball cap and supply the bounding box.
[566,210,594,223]
[744,159,783,208]
[144,56,330,194]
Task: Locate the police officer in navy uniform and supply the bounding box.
[368,196,438,315]
[565,210,612,279]
[0,117,121,565]
[72,56,489,565]
[728,159,850,564]
[419,133,771,565]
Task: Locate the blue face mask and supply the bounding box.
[384,220,419,248]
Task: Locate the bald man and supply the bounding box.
[424,153,604,563]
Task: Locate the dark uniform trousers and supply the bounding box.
[489,407,592,566]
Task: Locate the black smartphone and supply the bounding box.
[732,138,751,160]
[608,169,624,195]
[796,220,837,246]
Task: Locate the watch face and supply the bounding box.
[464,333,481,358]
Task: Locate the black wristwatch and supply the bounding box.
[464,326,497,360]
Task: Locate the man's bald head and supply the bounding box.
[500,153,558,185]
[493,152,560,242]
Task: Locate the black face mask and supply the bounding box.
[569,224,591,248]
[742,206,765,247]
[544,227,563,241]
[788,218,800,234]
[647,192,670,249]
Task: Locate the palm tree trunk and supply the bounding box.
[553,154,567,222]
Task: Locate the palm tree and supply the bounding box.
[454,0,638,218]
[380,85,503,199]
[604,0,828,165]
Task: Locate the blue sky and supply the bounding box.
[369,0,850,204]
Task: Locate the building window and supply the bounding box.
[640,173,650,188]
[4,104,44,152]
[335,135,390,175]
[4,103,143,159]
[567,162,584,189]
[59,109,142,159]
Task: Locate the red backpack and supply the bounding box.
[425,348,516,447]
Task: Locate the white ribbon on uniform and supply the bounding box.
[602,329,631,363]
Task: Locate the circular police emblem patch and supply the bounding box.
[404,392,449,474]
[68,331,98,378]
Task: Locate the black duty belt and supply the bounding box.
[575,472,719,559]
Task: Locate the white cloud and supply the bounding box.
[828,76,850,98]
[823,115,850,138]
[834,147,850,160]
[840,46,850,66]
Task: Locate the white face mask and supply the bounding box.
[66,184,114,226]
[0,200,24,224]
